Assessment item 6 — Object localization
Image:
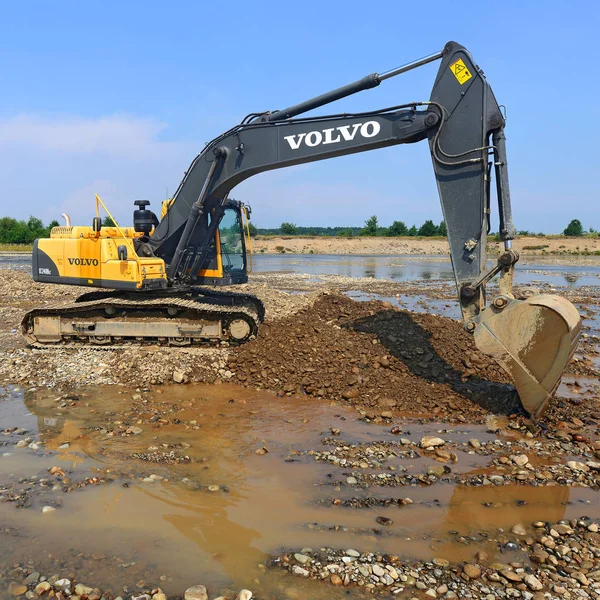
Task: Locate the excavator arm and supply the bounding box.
[150,42,509,324]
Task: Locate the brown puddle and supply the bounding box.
[1,383,599,598]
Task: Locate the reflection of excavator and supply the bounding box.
[23,41,580,418]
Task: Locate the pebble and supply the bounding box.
[184,585,208,600]
[9,584,27,596]
[373,565,386,577]
[236,590,252,600]
[463,564,481,579]
[567,460,589,472]
[41,506,56,514]
[420,436,445,449]
[34,582,51,595]
[512,454,529,466]
[330,574,343,585]
[346,549,360,557]
[433,558,449,568]
[524,574,543,591]
[294,553,311,565]
[346,476,357,485]
[511,523,527,536]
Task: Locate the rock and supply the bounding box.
[421,436,445,449]
[294,553,311,565]
[152,594,166,600]
[512,454,529,466]
[500,570,523,582]
[427,466,447,478]
[524,575,543,591]
[476,551,488,563]
[376,516,393,526]
[330,574,343,586]
[346,476,357,485]
[207,485,220,492]
[34,583,51,596]
[373,565,386,577]
[380,411,393,419]
[463,564,481,579]
[292,565,309,577]
[54,579,71,591]
[346,549,360,557]
[254,446,268,455]
[9,584,27,596]
[236,590,252,600]
[530,550,549,564]
[173,370,186,384]
[571,571,589,586]
[567,460,589,472]
[87,589,101,600]
[41,506,56,514]
[425,590,437,598]
[468,439,481,449]
[184,585,208,600]
[23,573,39,585]
[15,440,27,448]
[75,584,94,597]
[433,558,449,568]
[127,426,143,435]
[511,523,527,536]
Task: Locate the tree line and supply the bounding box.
[0,217,60,244]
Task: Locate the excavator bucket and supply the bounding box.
[473,295,582,419]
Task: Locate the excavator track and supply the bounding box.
[21,288,265,348]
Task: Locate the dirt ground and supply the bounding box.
[252,235,600,256]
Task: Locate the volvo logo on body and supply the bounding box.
[283,121,381,150]
[68,258,99,266]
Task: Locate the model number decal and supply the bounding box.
[68,258,99,266]
[38,267,51,275]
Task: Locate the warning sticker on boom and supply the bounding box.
[449,58,473,85]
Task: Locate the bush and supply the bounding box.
[280,222,297,235]
[360,215,378,237]
[418,219,439,236]
[386,221,408,236]
[564,219,583,237]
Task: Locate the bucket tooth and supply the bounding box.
[473,295,581,419]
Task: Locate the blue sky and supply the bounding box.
[1,0,598,232]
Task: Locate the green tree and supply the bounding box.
[563,219,583,237]
[386,221,408,236]
[408,225,418,236]
[103,216,117,227]
[280,222,297,235]
[360,215,378,236]
[247,222,258,237]
[44,220,60,236]
[438,221,447,236]
[337,228,353,237]
[418,219,439,236]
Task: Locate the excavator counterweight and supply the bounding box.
[23,41,581,419]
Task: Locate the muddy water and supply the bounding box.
[1,383,599,597]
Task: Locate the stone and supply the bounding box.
[330,574,343,586]
[500,570,523,582]
[513,454,529,466]
[292,566,309,577]
[236,590,252,600]
[380,411,393,419]
[184,585,208,600]
[152,594,166,600]
[41,506,56,514]
[75,584,94,597]
[15,440,27,448]
[433,558,449,568]
[373,565,386,577]
[9,584,27,596]
[34,583,51,596]
[463,564,481,579]
[468,439,481,449]
[346,549,360,557]
[207,485,220,492]
[425,590,437,598]
[23,573,39,586]
[346,476,357,485]
[173,370,186,384]
[476,551,489,563]
[294,553,311,565]
[511,523,527,536]
[421,436,445,449]
[87,588,101,600]
[524,575,543,591]
[54,579,70,591]
[567,460,589,472]
[127,426,143,435]
[427,466,447,478]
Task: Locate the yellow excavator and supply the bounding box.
[22,41,581,419]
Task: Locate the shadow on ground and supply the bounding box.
[348,308,523,416]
